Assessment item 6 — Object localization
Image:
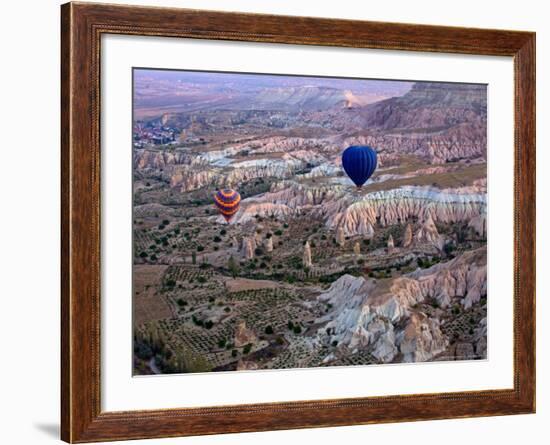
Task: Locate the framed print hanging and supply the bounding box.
[61,2,535,442]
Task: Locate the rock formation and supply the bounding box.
[236,360,259,371]
[232,202,296,224]
[353,241,361,255]
[315,247,486,363]
[336,227,345,247]
[327,186,486,237]
[264,237,273,253]
[303,241,313,268]
[415,214,444,250]
[468,214,487,238]
[241,236,256,260]
[396,313,447,362]
[387,234,395,251]
[402,223,413,248]
[406,246,487,308]
[234,321,257,348]
[474,318,487,357]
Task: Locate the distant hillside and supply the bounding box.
[355,82,487,131]
[249,86,362,111]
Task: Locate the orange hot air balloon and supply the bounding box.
[213,188,241,223]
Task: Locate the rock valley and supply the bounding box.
[132,70,487,375]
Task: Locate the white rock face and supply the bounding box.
[407,246,487,309]
[397,313,448,362]
[366,319,398,362]
[315,247,486,363]
[327,186,486,237]
[265,181,345,208]
[315,275,401,363]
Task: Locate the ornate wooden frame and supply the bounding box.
[61,2,536,442]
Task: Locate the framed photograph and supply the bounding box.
[61,2,535,442]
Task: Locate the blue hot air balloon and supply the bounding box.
[341,145,377,188]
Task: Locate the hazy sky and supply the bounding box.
[134,68,414,96]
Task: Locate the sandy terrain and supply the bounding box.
[223,277,280,293]
[133,264,171,325]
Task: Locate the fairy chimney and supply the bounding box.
[303,240,313,268]
[402,223,413,248]
[387,234,395,251]
[264,236,273,253]
[242,236,256,260]
[336,227,346,247]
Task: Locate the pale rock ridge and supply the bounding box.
[327,186,486,237]
[341,126,486,165]
[300,163,340,179]
[315,247,486,363]
[134,149,188,170]
[406,246,487,308]
[165,156,323,193]
[232,202,297,224]
[168,166,216,191]
[266,181,346,208]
